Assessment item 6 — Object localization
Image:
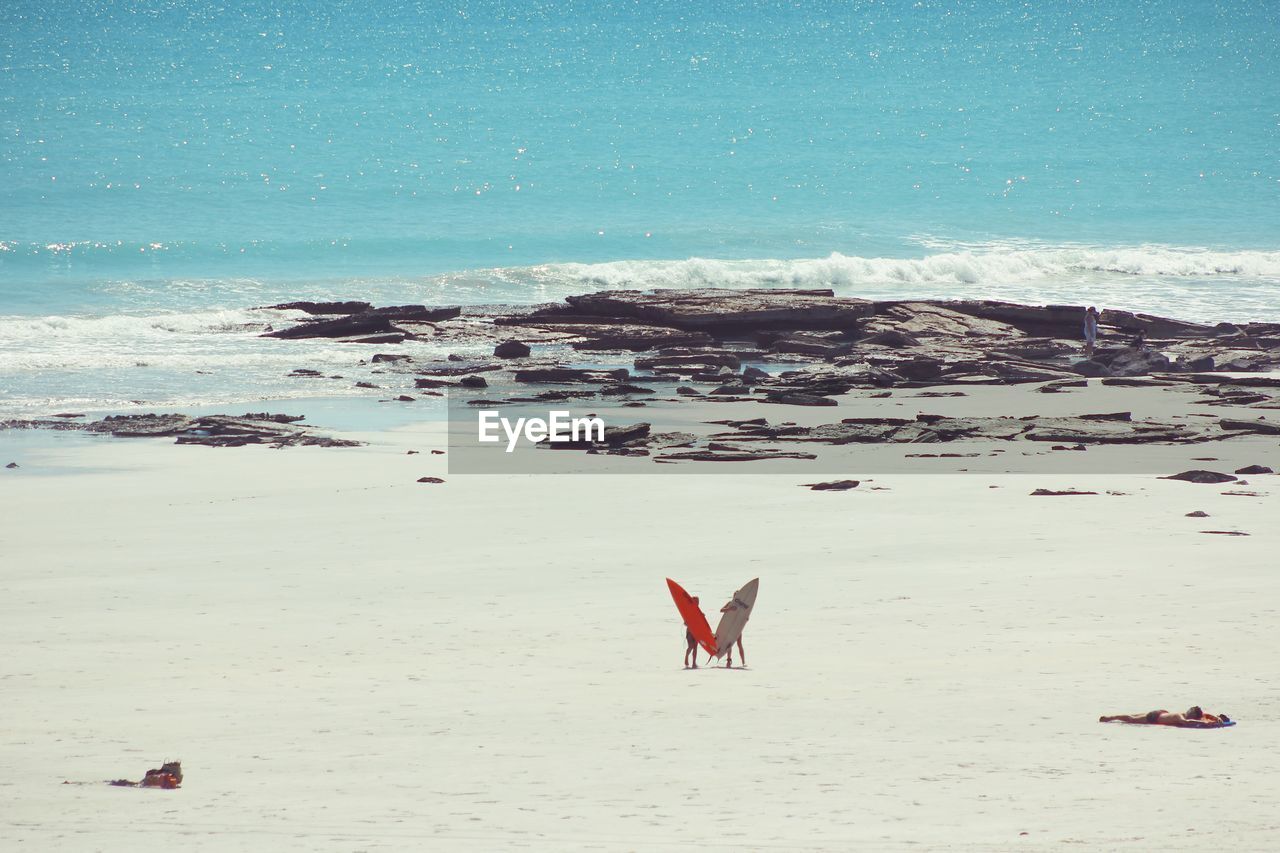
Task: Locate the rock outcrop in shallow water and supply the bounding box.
[525,288,877,332]
[67,288,1272,462]
[701,412,1251,446]
[2,413,358,448]
[257,291,1280,400]
[262,302,462,341]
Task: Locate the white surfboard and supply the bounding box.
[711,578,758,658]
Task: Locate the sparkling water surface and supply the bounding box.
[2,1,1277,412]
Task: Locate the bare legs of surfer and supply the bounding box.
[723,636,745,668]
[684,629,698,669]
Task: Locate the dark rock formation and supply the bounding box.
[655,449,818,462]
[768,334,854,358]
[1098,308,1215,338]
[367,305,460,322]
[76,413,356,448]
[1101,377,1176,388]
[760,393,838,407]
[265,314,401,340]
[514,367,629,383]
[539,421,651,450]
[267,300,373,315]
[860,330,920,348]
[572,288,874,331]
[494,340,531,359]
[507,288,874,333]
[803,479,860,490]
[1070,359,1112,378]
[1182,355,1215,371]
[1160,470,1238,484]
[707,411,1241,448]
[603,422,652,445]
[338,332,408,345]
[599,383,656,395]
[416,363,506,377]
[263,303,458,340]
[568,326,715,351]
[1107,347,1173,377]
[1219,418,1280,436]
[635,352,742,372]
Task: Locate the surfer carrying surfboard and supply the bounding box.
[684,615,701,669]
[718,597,747,668]
[667,578,717,668]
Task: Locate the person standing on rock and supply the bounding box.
[1083,306,1100,355]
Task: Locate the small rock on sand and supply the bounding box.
[1030,488,1098,496]
[417,477,445,484]
[1185,510,1209,517]
[1235,465,1274,475]
[802,479,860,491]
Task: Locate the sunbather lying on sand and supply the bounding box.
[1100,706,1231,728]
[107,760,183,788]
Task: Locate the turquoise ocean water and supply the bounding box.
[2,1,1278,413]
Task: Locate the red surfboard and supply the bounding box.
[667,578,717,655]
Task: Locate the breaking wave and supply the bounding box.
[541,246,1280,292]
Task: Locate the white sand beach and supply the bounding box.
[3,400,1277,851]
[7,0,1278,846]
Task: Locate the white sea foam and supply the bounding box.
[543,246,1280,291]
[523,246,1280,324]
